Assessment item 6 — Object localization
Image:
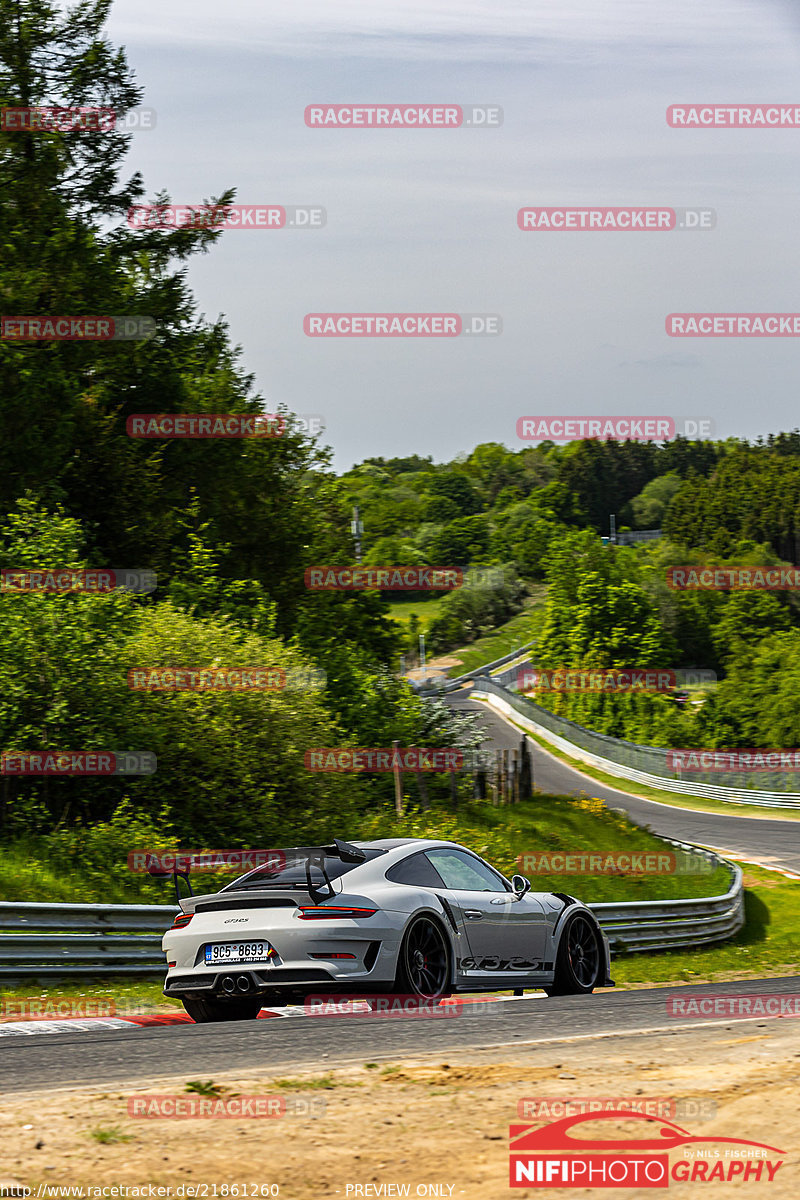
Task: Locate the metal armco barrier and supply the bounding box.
[411,641,537,694]
[476,677,800,807]
[591,859,745,953]
[0,901,178,978]
[0,857,744,979]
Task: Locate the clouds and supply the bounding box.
[106,0,800,468]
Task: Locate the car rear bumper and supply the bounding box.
[164,967,336,997]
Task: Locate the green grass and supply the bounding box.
[0,838,261,904]
[185,1080,227,1097]
[386,597,448,632]
[90,1127,133,1145]
[0,978,183,1014]
[357,794,732,902]
[610,863,800,985]
[446,589,548,678]
[483,701,800,821]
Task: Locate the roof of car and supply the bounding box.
[353,838,431,850]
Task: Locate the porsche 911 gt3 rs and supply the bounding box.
[161,837,614,1022]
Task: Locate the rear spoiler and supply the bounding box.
[148,838,368,903]
[147,860,193,904]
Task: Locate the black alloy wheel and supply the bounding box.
[395,916,451,999]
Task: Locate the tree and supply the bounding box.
[629,472,682,528]
[0,0,326,621]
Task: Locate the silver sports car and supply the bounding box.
[161,837,614,1022]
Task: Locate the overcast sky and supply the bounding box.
[106,0,800,471]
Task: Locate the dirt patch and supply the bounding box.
[2,1021,799,1197]
[378,1062,558,1087]
[405,655,464,682]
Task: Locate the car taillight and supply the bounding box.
[297,906,378,920]
[171,913,193,929]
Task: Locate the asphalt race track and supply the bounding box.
[2,978,800,1093]
[447,691,800,874]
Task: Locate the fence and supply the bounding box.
[475,677,800,807]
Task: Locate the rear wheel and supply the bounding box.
[394,916,451,999]
[181,996,263,1023]
[544,912,602,996]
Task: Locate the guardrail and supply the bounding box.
[411,641,537,695]
[590,847,745,953]
[0,901,178,978]
[475,677,800,807]
[0,855,744,979]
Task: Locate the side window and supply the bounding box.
[425,849,509,892]
[386,852,446,888]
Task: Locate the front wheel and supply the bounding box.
[181,996,263,1023]
[394,916,451,999]
[544,912,603,996]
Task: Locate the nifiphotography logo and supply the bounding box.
[509,1111,785,1187]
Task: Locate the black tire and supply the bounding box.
[544,912,603,996]
[394,916,451,1000]
[181,996,263,1023]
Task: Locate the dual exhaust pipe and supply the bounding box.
[221,974,252,994]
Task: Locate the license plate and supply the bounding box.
[204,941,274,965]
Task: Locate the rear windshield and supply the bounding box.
[223,847,386,890]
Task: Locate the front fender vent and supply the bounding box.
[435,894,459,935]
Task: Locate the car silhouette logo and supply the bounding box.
[509,1111,785,1188]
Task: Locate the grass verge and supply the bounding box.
[445,589,547,678]
[477,698,800,821]
[610,863,800,985]
[357,794,731,901]
[385,597,448,632]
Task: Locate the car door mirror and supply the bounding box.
[511,874,531,897]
